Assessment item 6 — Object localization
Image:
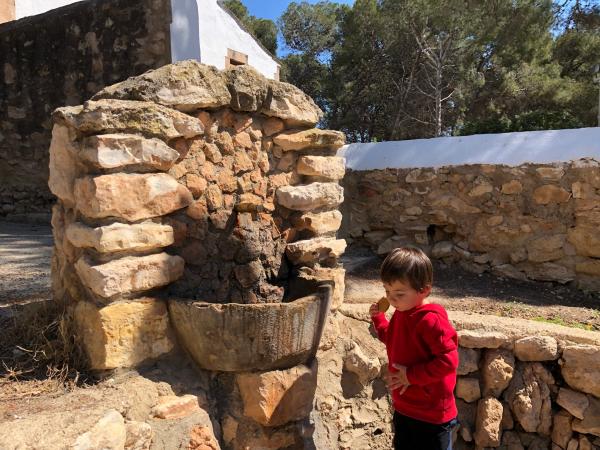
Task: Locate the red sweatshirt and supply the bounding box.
[372,302,458,424]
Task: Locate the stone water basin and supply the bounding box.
[168,283,332,371]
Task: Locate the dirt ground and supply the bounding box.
[343,246,600,332]
[0,221,53,307]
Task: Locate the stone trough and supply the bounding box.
[169,282,333,371]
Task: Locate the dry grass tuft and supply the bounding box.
[0,301,91,399]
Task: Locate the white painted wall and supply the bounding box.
[14,0,83,19]
[190,0,279,80]
[338,128,600,170]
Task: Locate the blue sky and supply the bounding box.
[241,0,355,57]
[242,0,354,22]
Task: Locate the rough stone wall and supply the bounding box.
[0,0,172,218]
[311,304,600,450]
[341,160,600,291]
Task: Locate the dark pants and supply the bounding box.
[393,411,457,450]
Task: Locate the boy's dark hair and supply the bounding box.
[380,246,433,292]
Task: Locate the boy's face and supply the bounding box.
[383,279,431,311]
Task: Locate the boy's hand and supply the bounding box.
[386,364,410,395]
[369,303,380,317]
[370,297,390,317]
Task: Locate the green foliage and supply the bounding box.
[276,0,599,142]
[458,110,584,135]
[279,1,348,56]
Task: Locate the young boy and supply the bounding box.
[369,246,459,450]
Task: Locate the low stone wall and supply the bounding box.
[320,305,600,450]
[341,160,600,291]
[49,61,347,449]
[0,0,172,218]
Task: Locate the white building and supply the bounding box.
[0,0,280,80]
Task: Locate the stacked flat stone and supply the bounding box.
[343,159,600,291]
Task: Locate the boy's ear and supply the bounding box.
[420,285,432,296]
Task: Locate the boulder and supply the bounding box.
[74,173,193,222]
[75,253,184,298]
[73,410,126,450]
[501,180,523,194]
[568,225,600,258]
[377,236,406,256]
[54,99,203,140]
[536,166,565,180]
[263,117,285,136]
[188,425,220,450]
[429,194,481,214]
[514,336,559,362]
[262,79,322,126]
[524,262,575,284]
[556,388,589,420]
[92,60,231,111]
[48,124,81,208]
[124,421,152,450]
[458,330,509,349]
[344,343,381,384]
[572,396,600,437]
[226,65,269,112]
[297,155,346,180]
[293,210,343,236]
[458,347,480,375]
[474,397,503,447]
[532,185,571,204]
[432,241,454,259]
[526,235,565,263]
[468,183,493,197]
[292,265,346,311]
[505,363,554,435]
[236,363,317,427]
[272,129,345,151]
[481,348,515,397]
[551,410,573,449]
[561,344,600,398]
[576,259,600,277]
[456,377,481,403]
[276,183,344,211]
[80,134,179,171]
[66,222,174,253]
[74,298,175,370]
[285,237,347,266]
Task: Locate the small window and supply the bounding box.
[225,49,248,69]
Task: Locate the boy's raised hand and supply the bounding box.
[369,302,380,317]
[370,296,390,317]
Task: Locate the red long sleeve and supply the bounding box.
[377,303,458,424]
[406,313,458,385]
[371,312,389,342]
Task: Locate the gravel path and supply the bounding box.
[0,222,53,305]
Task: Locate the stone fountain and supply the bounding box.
[49,60,346,448]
